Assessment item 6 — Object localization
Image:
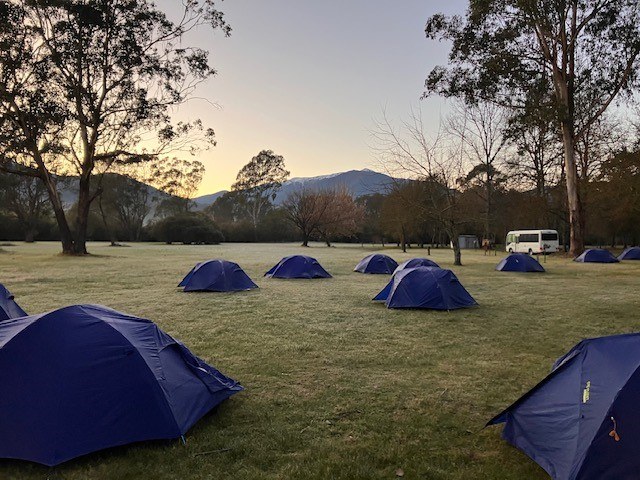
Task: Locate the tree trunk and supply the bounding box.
[485,173,492,240]
[73,174,92,255]
[301,233,309,247]
[450,229,462,265]
[24,228,35,243]
[561,123,585,257]
[98,195,118,246]
[38,168,76,254]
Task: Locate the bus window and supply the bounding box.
[519,233,539,242]
[542,233,558,241]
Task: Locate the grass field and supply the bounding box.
[0,242,639,479]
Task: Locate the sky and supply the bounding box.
[164,0,469,195]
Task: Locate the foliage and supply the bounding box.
[0,172,52,242]
[371,109,474,264]
[589,149,640,245]
[424,0,640,255]
[151,212,223,245]
[150,158,206,215]
[0,0,228,254]
[232,150,290,235]
[282,187,364,247]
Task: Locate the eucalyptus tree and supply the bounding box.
[424,0,640,255]
[447,101,509,240]
[0,0,228,254]
[151,158,206,216]
[232,150,289,238]
[0,172,51,242]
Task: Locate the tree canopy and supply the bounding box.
[0,0,229,253]
[424,0,640,255]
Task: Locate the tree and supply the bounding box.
[232,150,289,239]
[282,189,321,247]
[424,1,640,255]
[592,149,640,245]
[282,187,364,247]
[314,187,364,247]
[446,101,508,240]
[505,103,563,199]
[356,193,386,245]
[151,158,205,216]
[0,172,52,242]
[152,212,224,245]
[96,173,152,243]
[0,0,229,254]
[380,183,423,252]
[372,110,471,265]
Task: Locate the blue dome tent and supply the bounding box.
[179,259,258,292]
[618,247,640,261]
[393,258,440,275]
[0,304,242,466]
[373,266,477,310]
[265,255,332,279]
[487,333,640,480]
[0,284,27,321]
[354,254,398,274]
[574,248,619,263]
[495,253,545,272]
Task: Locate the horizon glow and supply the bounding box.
[160,0,468,195]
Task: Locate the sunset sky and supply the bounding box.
[166,0,469,195]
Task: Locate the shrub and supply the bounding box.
[151,213,224,244]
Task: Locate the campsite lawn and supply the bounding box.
[0,242,639,480]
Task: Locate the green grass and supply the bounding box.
[0,242,639,479]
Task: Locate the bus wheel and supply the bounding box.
[508,248,513,253]
[528,248,533,255]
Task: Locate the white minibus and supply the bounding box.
[505,229,560,254]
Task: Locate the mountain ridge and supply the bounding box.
[193,168,397,209]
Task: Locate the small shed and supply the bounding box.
[452,235,479,249]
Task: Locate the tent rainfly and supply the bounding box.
[495,253,545,272]
[265,255,332,279]
[0,284,27,321]
[179,259,258,292]
[488,332,640,480]
[0,304,242,466]
[618,247,640,261]
[373,266,477,310]
[393,258,440,275]
[353,254,398,274]
[573,249,619,263]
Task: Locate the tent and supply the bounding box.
[265,255,332,279]
[0,284,27,321]
[353,254,398,274]
[373,266,477,310]
[179,259,258,292]
[487,333,640,480]
[574,248,619,263]
[495,253,545,272]
[618,246,640,261]
[393,258,440,275]
[0,304,242,466]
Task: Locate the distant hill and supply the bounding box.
[57,174,176,222]
[192,168,398,209]
[55,168,398,214]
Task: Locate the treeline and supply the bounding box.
[2,147,638,250]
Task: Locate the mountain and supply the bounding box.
[54,168,397,214]
[192,168,397,209]
[192,190,228,210]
